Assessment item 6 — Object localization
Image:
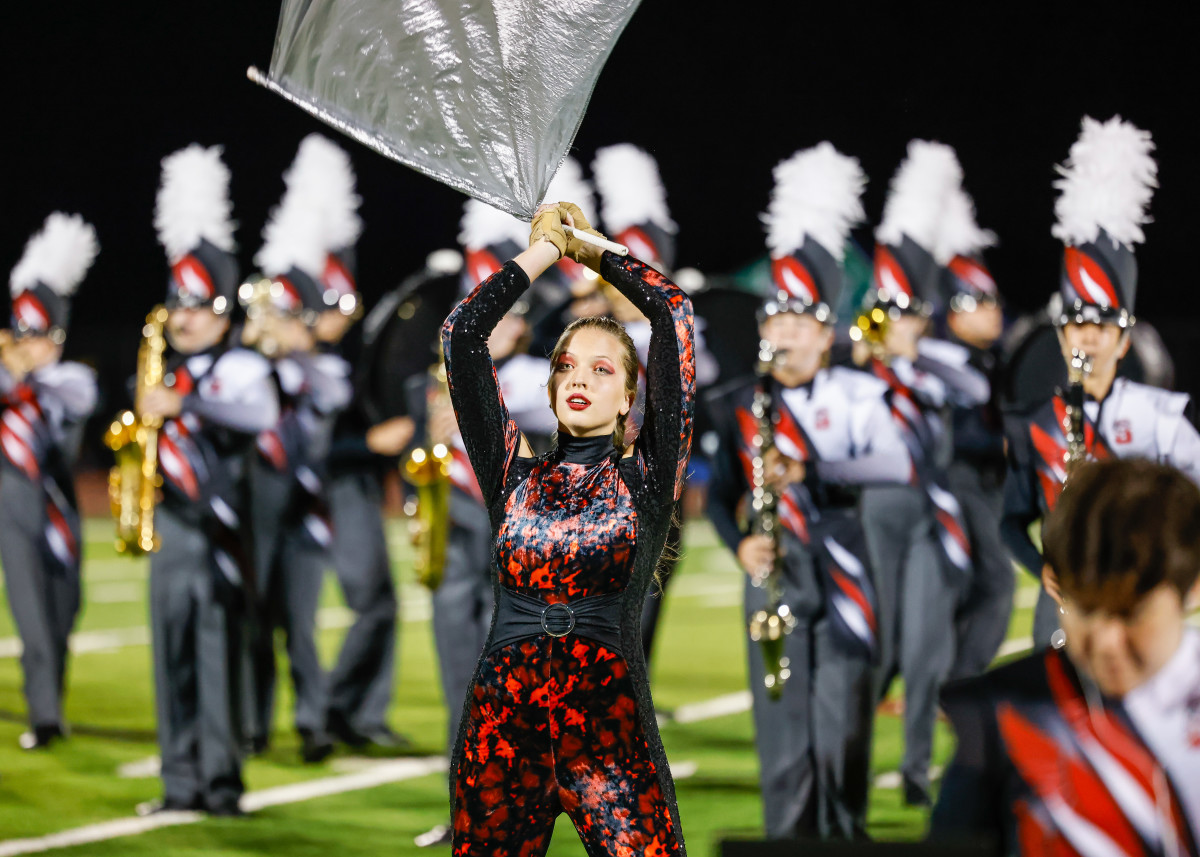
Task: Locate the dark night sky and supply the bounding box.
[3,2,1198,445]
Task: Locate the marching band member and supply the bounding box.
[242,138,353,763]
[932,190,1015,679]
[0,213,98,750]
[442,201,693,855]
[413,201,558,848]
[856,141,990,807]
[706,143,909,838]
[1002,116,1200,650]
[279,135,412,750]
[934,458,1200,854]
[138,145,279,815]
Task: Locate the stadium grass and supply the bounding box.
[0,516,1039,855]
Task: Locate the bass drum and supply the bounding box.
[1001,301,1174,412]
[357,251,465,425]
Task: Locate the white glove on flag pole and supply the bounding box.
[248,0,643,224]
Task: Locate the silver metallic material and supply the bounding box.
[256,0,642,219]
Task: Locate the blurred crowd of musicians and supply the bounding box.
[1,118,1197,855]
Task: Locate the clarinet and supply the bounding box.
[747,339,799,701]
[1063,348,1093,480]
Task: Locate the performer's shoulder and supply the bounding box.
[941,648,1053,712]
[1112,376,1190,417]
[826,364,889,400]
[213,346,273,380]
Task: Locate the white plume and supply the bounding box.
[256,134,363,277]
[1052,115,1157,249]
[933,187,997,264]
[10,212,99,296]
[154,144,236,263]
[540,157,597,226]
[457,199,527,251]
[876,140,962,252]
[591,144,677,234]
[762,142,866,262]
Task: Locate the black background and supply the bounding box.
[3,2,1196,456]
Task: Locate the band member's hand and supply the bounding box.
[557,202,606,266]
[738,533,776,583]
[1041,563,1064,607]
[139,385,184,420]
[366,417,415,456]
[763,447,805,492]
[530,204,568,259]
[428,401,459,447]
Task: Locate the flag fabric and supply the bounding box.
[258,0,643,219]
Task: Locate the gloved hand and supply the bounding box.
[529,205,568,259]
[557,202,606,267]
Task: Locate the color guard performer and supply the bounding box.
[1002,116,1200,650]
[138,145,279,815]
[242,137,353,762]
[856,141,990,807]
[0,213,98,750]
[934,458,1200,855]
[706,143,909,838]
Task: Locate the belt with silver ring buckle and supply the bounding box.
[540,602,576,637]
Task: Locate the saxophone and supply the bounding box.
[403,361,453,590]
[1063,347,1094,479]
[104,305,169,555]
[747,339,799,701]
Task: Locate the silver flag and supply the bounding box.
[255,0,642,220]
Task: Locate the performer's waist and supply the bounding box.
[489,587,623,656]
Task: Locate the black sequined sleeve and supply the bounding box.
[601,253,695,501]
[441,261,529,505]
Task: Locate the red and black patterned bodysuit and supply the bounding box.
[441,253,695,857]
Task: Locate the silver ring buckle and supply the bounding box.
[540,602,576,638]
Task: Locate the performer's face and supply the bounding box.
[759,312,831,386]
[166,307,230,354]
[548,327,632,438]
[1060,321,1130,371]
[1060,582,1188,697]
[11,335,62,372]
[948,301,1003,349]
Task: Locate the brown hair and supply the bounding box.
[1043,458,1200,613]
[547,315,639,450]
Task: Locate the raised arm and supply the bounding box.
[440,262,527,505]
[602,253,695,500]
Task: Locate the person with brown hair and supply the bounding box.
[440,201,694,855]
[932,457,1200,855]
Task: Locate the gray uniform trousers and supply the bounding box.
[150,507,243,809]
[746,536,874,839]
[860,484,961,793]
[432,493,493,752]
[946,461,1014,679]
[326,470,397,730]
[244,463,328,739]
[0,473,80,730]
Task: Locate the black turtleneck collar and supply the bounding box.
[556,432,618,465]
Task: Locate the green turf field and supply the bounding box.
[0,515,1040,855]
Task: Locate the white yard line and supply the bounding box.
[0,603,432,660]
[0,756,447,856]
[672,691,752,724]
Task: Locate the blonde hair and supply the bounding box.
[547,316,639,450]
